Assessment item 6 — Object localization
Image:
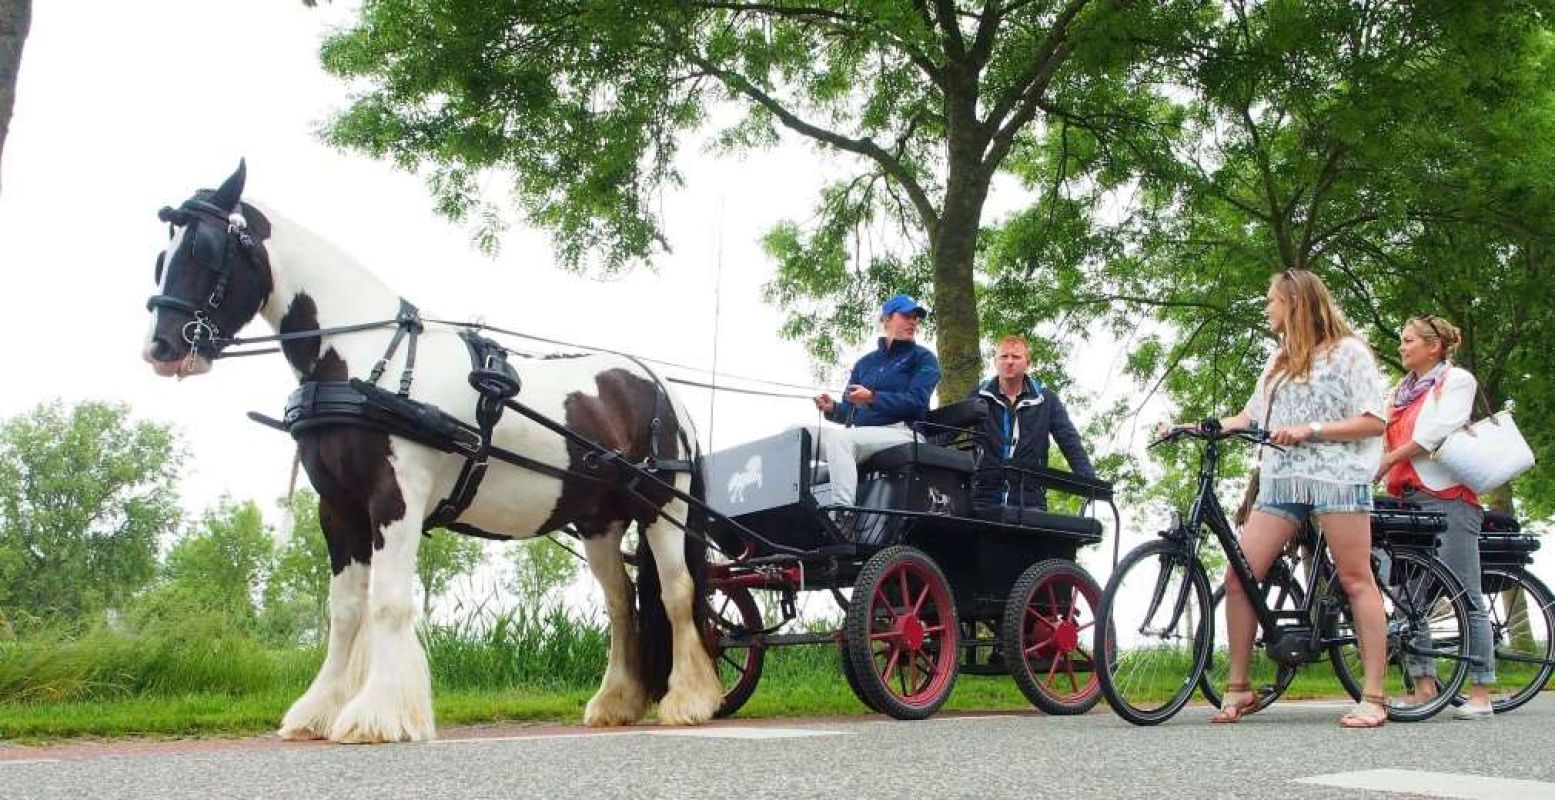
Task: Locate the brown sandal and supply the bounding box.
[1339,693,1388,728]
[1210,682,1260,724]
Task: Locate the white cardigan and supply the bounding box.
[1387,365,1477,492]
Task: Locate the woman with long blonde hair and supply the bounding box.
[1183,269,1390,727]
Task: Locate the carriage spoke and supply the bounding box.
[880,645,903,685]
[873,587,900,622]
[1025,636,1055,658]
[1062,658,1081,694]
[911,584,930,617]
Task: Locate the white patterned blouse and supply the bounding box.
[1241,336,1386,506]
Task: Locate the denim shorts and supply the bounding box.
[1254,484,1373,524]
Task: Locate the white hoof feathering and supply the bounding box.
[278,689,347,740]
[584,681,648,727]
[328,682,436,744]
[657,660,722,726]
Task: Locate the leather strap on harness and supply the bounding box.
[425,331,522,529]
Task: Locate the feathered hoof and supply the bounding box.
[278,691,341,740]
[656,683,721,727]
[584,683,648,727]
[327,686,436,744]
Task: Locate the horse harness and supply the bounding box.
[246,299,694,536]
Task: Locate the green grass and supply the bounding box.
[4,610,1541,744]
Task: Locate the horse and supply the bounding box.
[139,161,723,743]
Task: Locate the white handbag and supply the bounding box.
[1431,401,1536,494]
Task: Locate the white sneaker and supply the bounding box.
[1452,703,1494,720]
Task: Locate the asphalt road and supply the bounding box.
[5,696,1554,799]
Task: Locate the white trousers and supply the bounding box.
[797,422,916,507]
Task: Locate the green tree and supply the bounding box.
[417,531,484,616]
[262,490,332,645]
[506,536,581,606]
[317,0,1213,395]
[0,401,182,620]
[983,0,1555,515]
[159,498,276,627]
[0,0,30,192]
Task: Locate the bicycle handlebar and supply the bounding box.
[1149,419,1285,451]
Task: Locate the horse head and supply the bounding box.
[142,160,273,377]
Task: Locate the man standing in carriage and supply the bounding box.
[966,334,1095,512]
[810,294,942,514]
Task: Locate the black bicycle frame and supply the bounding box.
[1163,435,1357,661]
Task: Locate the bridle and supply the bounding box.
[145,197,263,358]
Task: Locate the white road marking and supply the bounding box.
[0,759,62,766]
[1295,768,1555,799]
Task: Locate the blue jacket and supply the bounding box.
[966,375,1094,509]
[827,338,941,427]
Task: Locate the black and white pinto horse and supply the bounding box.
[140,163,722,742]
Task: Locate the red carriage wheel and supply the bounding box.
[703,584,765,718]
[842,546,960,719]
[1001,559,1103,715]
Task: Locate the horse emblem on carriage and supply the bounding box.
[726,455,763,504]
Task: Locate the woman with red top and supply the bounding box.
[1376,315,1495,719]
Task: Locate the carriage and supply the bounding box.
[141,162,1114,740]
[695,399,1118,719]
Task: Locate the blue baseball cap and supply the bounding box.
[881,293,929,319]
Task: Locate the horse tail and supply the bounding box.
[635,451,709,702]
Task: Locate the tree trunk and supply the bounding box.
[0,0,31,193]
[930,202,986,398]
[931,141,991,399]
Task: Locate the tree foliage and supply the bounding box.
[0,401,182,620]
[263,490,332,644]
[506,536,581,606]
[318,0,1214,395]
[984,0,1555,515]
[317,0,1555,515]
[417,530,485,616]
[158,499,275,627]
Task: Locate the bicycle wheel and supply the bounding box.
[1199,560,1303,712]
[1472,567,1555,714]
[1096,539,1213,726]
[1329,549,1471,722]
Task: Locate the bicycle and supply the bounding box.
[1374,503,1555,714]
[1094,419,1474,725]
[1472,540,1555,713]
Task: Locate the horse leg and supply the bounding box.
[279,498,372,740]
[329,473,437,743]
[582,523,647,726]
[643,496,721,726]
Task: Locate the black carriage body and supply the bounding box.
[703,426,1105,615]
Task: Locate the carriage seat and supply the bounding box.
[860,441,976,474]
[972,502,1105,539]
